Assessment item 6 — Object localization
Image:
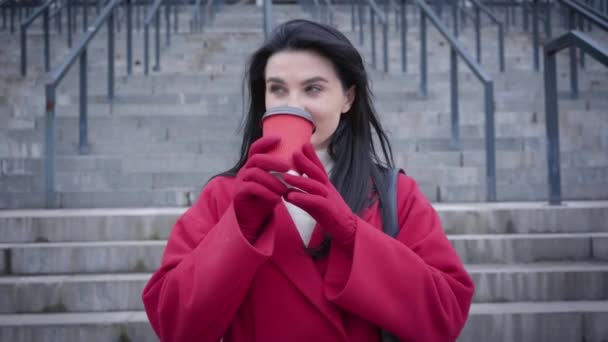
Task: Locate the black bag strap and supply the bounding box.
[383,167,403,238]
[380,168,404,342]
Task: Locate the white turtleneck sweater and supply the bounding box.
[283,148,334,246]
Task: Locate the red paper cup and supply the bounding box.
[261,106,315,169]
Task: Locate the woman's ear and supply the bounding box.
[341,86,356,114]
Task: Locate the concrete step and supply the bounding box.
[0,302,607,341]
[459,301,608,341]
[1,262,607,314]
[0,203,605,242]
[1,232,606,275]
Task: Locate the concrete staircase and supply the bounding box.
[1,203,607,341]
[1,2,607,341]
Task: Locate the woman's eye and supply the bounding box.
[269,85,286,95]
[306,85,322,94]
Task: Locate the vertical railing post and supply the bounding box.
[44,6,50,72]
[20,22,27,76]
[532,0,539,71]
[370,8,376,69]
[452,0,458,37]
[57,1,62,34]
[67,0,73,47]
[382,11,388,72]
[523,0,529,31]
[450,47,460,149]
[127,0,132,74]
[108,7,115,100]
[543,48,561,205]
[484,81,496,202]
[165,1,170,46]
[545,0,551,38]
[263,0,272,40]
[420,9,427,97]
[144,20,149,74]
[577,9,585,68]
[351,0,355,31]
[401,0,407,72]
[136,0,140,30]
[499,23,505,72]
[568,9,578,97]
[174,0,178,32]
[84,0,88,31]
[2,3,5,30]
[358,0,364,44]
[10,0,14,33]
[79,49,90,154]
[475,5,481,63]
[154,10,160,71]
[45,84,57,208]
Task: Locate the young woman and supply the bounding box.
[142,19,474,342]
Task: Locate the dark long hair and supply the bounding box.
[216,19,395,257]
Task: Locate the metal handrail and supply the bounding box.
[361,0,389,71]
[413,0,497,201]
[190,0,217,33]
[190,0,203,32]
[543,30,608,205]
[558,0,608,97]
[0,0,15,33]
[263,0,271,39]
[144,0,164,74]
[467,0,506,71]
[20,0,56,76]
[319,0,336,26]
[44,0,132,208]
[561,0,608,29]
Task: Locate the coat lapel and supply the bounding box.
[269,204,349,341]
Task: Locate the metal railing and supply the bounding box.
[416,0,497,201]
[263,0,271,39]
[354,0,390,72]
[1,0,16,33]
[144,0,165,74]
[190,0,218,33]
[355,0,497,200]
[44,0,132,208]
[464,0,506,71]
[304,0,335,26]
[558,0,608,97]
[543,30,607,205]
[20,0,57,76]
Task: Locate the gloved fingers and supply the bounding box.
[235,181,282,205]
[248,135,282,158]
[244,153,290,174]
[242,167,289,196]
[302,144,327,175]
[284,191,327,218]
[282,173,327,197]
[292,149,327,184]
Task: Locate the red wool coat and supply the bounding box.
[142,173,474,342]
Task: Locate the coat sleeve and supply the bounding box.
[142,177,276,342]
[323,174,474,342]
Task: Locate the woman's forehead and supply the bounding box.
[264,50,338,81]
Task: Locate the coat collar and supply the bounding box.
[268,203,350,341]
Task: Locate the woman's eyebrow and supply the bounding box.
[266,77,285,84]
[265,77,329,85]
[301,77,329,85]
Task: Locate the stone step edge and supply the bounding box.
[2,261,608,284]
[1,201,607,218]
[2,232,608,248]
[1,301,608,325]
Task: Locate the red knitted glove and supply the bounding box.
[282,144,357,248]
[234,136,290,244]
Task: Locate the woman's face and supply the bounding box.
[264,50,355,150]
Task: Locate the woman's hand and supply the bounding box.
[282,144,357,248]
[234,136,290,243]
